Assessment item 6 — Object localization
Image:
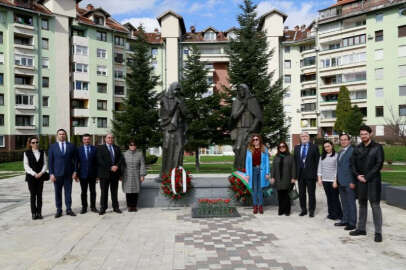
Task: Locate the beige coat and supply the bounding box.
[121,150,146,193]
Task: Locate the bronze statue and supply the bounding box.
[160,82,187,177]
[231,84,263,169]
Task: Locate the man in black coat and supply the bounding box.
[350,125,384,242]
[96,133,123,215]
[293,132,320,217]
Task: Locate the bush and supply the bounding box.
[145,154,158,165]
[0,150,25,163]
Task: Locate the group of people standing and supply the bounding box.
[245,125,384,242]
[24,129,146,220]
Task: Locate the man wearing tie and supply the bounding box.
[48,129,78,218]
[76,134,98,214]
[293,132,320,217]
[96,133,123,215]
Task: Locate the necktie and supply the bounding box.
[108,145,114,163]
[61,142,65,155]
[301,144,308,166]
[85,146,88,160]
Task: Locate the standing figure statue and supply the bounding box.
[160,82,187,177]
[231,83,263,170]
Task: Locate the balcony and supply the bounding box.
[72,108,89,117]
[13,22,34,32]
[15,104,36,110]
[15,125,36,130]
[14,84,35,90]
[72,90,89,100]
[72,35,88,46]
[72,126,89,135]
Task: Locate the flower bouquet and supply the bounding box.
[228,169,252,205]
[161,167,193,201]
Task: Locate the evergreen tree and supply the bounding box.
[181,46,226,171]
[347,105,364,137]
[112,26,160,150]
[226,0,287,147]
[334,86,352,134]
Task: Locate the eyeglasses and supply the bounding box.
[31,142,39,144]
[278,145,286,149]
[253,138,259,141]
[129,144,136,147]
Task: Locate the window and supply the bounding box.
[14,34,32,46]
[375,30,383,42]
[376,13,383,22]
[399,45,406,57]
[300,56,315,67]
[97,65,107,76]
[400,8,406,16]
[204,31,216,41]
[15,75,32,85]
[42,96,49,107]
[0,114,3,126]
[200,48,221,54]
[42,77,49,88]
[183,49,189,55]
[0,53,3,64]
[399,25,406,38]
[0,73,3,85]
[350,90,367,100]
[42,57,49,68]
[375,49,383,60]
[301,88,316,97]
[114,70,124,79]
[151,48,158,56]
[114,36,125,46]
[72,118,87,127]
[0,94,3,105]
[97,83,107,93]
[97,100,107,110]
[400,85,406,96]
[97,48,107,58]
[94,15,104,25]
[399,65,406,77]
[300,44,314,52]
[152,60,158,69]
[376,106,384,117]
[342,34,366,48]
[284,46,290,53]
[73,63,88,73]
[375,88,384,98]
[41,18,49,30]
[42,38,49,49]
[75,81,88,90]
[0,135,4,147]
[114,53,124,63]
[115,85,124,95]
[301,73,316,82]
[16,115,33,126]
[284,75,291,83]
[42,115,49,127]
[15,54,34,67]
[15,94,33,105]
[97,117,107,128]
[284,60,291,69]
[74,45,88,56]
[72,28,85,37]
[301,103,316,112]
[0,32,3,44]
[14,13,33,26]
[400,105,406,116]
[375,68,383,80]
[96,31,107,42]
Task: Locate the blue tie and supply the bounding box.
[61,142,65,155]
[108,145,114,163]
[301,144,308,167]
[85,146,88,160]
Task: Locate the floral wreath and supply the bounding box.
[161,167,193,200]
[228,168,252,204]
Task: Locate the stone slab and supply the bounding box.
[385,186,406,209]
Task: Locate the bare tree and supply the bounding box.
[384,104,406,145]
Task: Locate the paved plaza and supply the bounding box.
[0,175,405,270]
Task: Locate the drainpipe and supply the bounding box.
[315,17,320,138]
[36,14,42,137]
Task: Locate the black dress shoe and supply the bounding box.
[334,222,348,227]
[349,229,367,236]
[285,213,290,216]
[91,207,99,213]
[32,214,37,220]
[66,210,76,216]
[375,233,382,242]
[80,208,87,214]
[113,208,122,214]
[344,225,356,231]
[309,212,315,218]
[36,213,43,220]
[299,211,307,216]
[99,210,105,215]
[55,212,62,218]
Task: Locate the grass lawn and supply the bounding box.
[0,161,24,171]
[382,172,406,186]
[382,145,406,163]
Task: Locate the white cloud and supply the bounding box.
[121,17,160,32]
[80,0,157,15]
[257,0,319,28]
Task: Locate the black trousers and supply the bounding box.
[322,181,343,219]
[277,189,291,215]
[126,193,139,207]
[99,175,119,211]
[80,177,97,209]
[298,177,316,213]
[27,180,44,214]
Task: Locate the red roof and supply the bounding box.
[77,5,128,33]
[182,30,229,42]
[0,0,52,15]
[329,0,359,8]
[283,27,313,42]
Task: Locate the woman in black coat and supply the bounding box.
[271,142,296,216]
[24,136,48,220]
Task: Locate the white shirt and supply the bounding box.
[58,141,66,153]
[23,150,48,176]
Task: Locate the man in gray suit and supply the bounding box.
[335,133,357,231]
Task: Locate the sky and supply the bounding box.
[81,0,336,32]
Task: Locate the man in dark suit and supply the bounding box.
[335,133,357,231]
[76,134,98,214]
[48,129,78,218]
[293,132,320,217]
[350,125,384,243]
[96,133,122,215]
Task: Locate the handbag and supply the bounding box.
[288,184,299,201]
[263,186,274,198]
[41,172,50,181]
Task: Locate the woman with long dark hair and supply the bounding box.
[317,140,342,220]
[24,136,48,220]
[245,134,270,214]
[271,142,296,216]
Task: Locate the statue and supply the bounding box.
[160,82,187,178]
[231,83,263,170]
